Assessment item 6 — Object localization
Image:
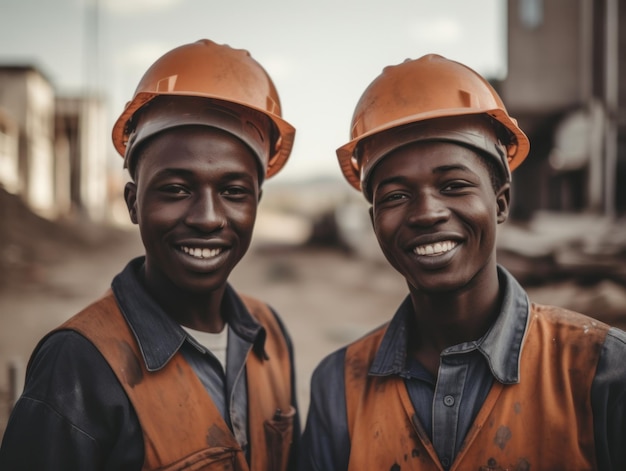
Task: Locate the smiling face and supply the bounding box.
[369,140,509,295]
[125,125,261,296]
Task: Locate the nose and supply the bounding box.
[406,190,450,227]
[185,190,226,232]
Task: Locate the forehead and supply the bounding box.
[370,140,490,182]
[135,125,260,177]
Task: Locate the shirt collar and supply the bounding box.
[369,265,530,384]
[476,266,530,384]
[111,257,267,371]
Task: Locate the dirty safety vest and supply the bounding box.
[60,291,295,471]
[344,304,609,471]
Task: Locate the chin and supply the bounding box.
[408,270,476,294]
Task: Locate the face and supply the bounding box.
[368,140,509,294]
[125,125,261,295]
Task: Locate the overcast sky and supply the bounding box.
[0,0,506,182]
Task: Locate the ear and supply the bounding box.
[495,182,511,224]
[124,182,139,225]
[368,205,375,229]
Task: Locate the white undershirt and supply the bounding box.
[181,325,228,372]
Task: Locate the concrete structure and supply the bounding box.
[0,66,56,218]
[55,95,109,222]
[0,66,111,222]
[500,0,625,218]
[0,107,19,194]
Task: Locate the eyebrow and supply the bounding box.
[152,167,249,178]
[432,163,475,174]
[151,167,194,179]
[151,167,257,184]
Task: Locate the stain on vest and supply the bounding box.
[206,423,233,447]
[494,425,512,450]
[119,339,143,387]
[479,456,530,471]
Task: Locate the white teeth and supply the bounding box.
[414,240,457,256]
[180,246,222,259]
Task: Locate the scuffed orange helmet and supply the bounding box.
[112,39,295,179]
[336,54,530,194]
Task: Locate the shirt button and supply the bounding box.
[441,457,450,468]
[443,395,455,407]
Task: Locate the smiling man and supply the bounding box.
[0,40,300,471]
[299,54,626,471]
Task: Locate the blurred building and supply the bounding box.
[0,107,19,195]
[0,65,110,221]
[0,65,56,218]
[501,0,625,218]
[55,95,109,222]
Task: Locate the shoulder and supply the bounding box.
[27,329,126,405]
[236,291,294,343]
[530,303,611,339]
[312,324,387,384]
[597,326,626,374]
[531,302,610,326]
[312,347,348,385]
[29,329,105,379]
[343,323,388,363]
[4,330,142,469]
[22,329,135,439]
[237,292,281,326]
[605,326,626,346]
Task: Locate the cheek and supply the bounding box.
[372,213,401,250]
[229,204,258,230]
[373,207,401,233]
[135,194,180,229]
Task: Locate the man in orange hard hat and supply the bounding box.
[299,54,626,470]
[0,39,300,470]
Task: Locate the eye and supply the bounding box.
[441,180,475,192]
[222,185,253,199]
[160,184,189,195]
[375,191,409,206]
[223,186,244,195]
[385,192,407,201]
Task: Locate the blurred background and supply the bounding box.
[1,0,625,437]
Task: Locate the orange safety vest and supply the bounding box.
[344,304,609,471]
[58,290,295,471]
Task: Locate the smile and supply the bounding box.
[180,246,223,259]
[414,240,458,256]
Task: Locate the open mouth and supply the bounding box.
[180,246,223,259]
[413,240,458,256]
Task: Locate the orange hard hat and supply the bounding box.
[336,54,530,193]
[112,39,295,179]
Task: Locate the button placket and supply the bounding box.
[432,359,469,468]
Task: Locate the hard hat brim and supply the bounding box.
[112,92,295,179]
[337,108,530,193]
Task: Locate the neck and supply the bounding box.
[141,267,226,333]
[408,267,502,353]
